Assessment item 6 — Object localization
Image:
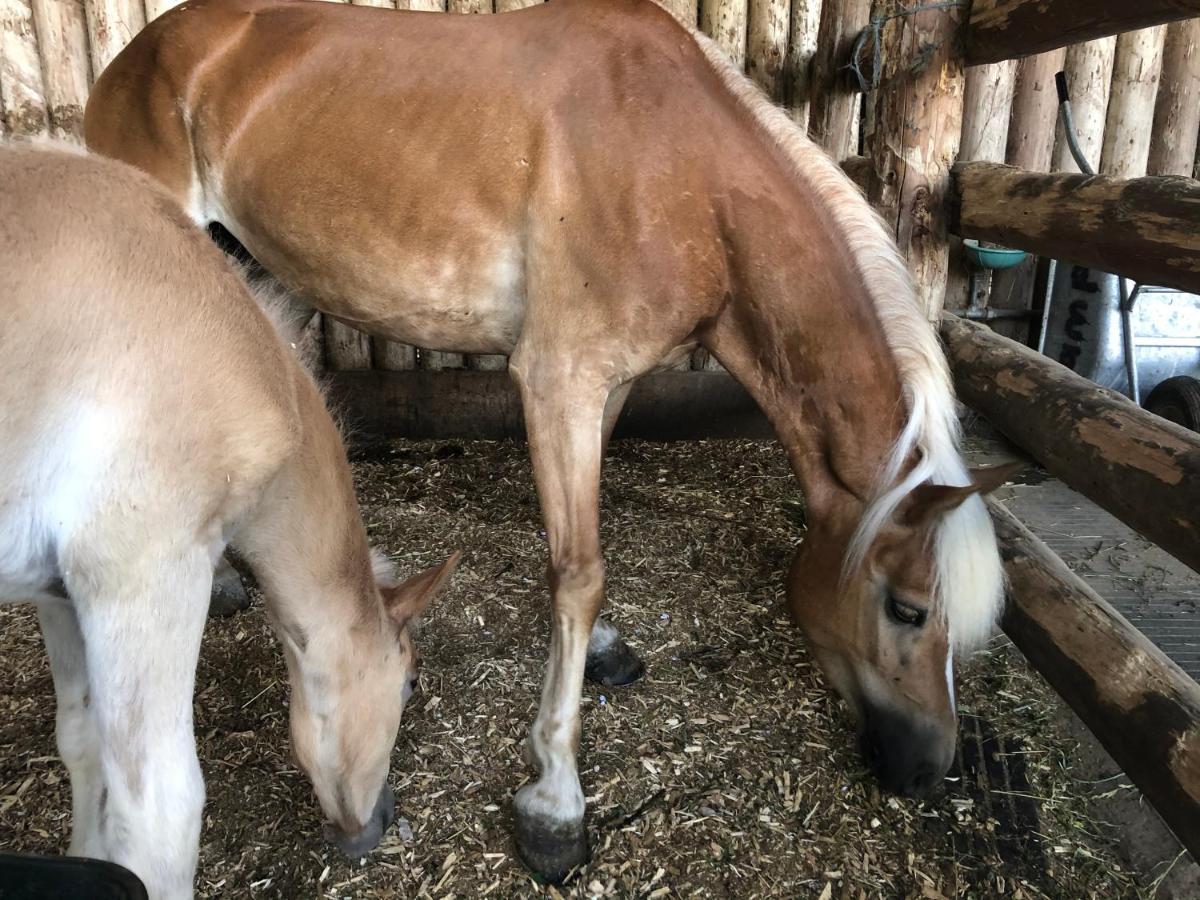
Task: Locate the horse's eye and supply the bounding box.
[887,595,928,628]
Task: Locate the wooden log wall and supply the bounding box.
[1101,26,1167,178]
[1148,18,1200,176]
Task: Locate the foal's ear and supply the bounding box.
[382,551,462,628]
[903,462,1024,527]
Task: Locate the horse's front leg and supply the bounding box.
[510,364,611,883]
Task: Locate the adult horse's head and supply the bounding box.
[285,551,460,857]
[787,454,1015,797]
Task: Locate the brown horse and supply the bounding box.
[0,144,457,898]
[85,0,1009,881]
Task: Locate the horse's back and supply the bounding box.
[0,145,298,594]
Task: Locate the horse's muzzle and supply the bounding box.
[325,784,396,858]
[859,704,953,798]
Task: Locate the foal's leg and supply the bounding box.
[67,545,211,899]
[585,381,645,687]
[37,599,104,856]
[511,365,610,882]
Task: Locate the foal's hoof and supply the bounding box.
[513,811,589,885]
[585,636,646,687]
[209,566,252,618]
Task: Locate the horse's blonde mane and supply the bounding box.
[689,29,1003,652]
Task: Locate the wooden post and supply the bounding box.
[1051,37,1116,173]
[351,0,396,8]
[395,0,445,9]
[990,500,1200,861]
[323,318,374,371]
[951,162,1200,295]
[807,0,869,160]
[372,339,417,371]
[700,0,748,68]
[966,0,1200,66]
[786,0,822,129]
[1101,26,1167,178]
[496,0,540,10]
[30,0,91,140]
[1,0,50,137]
[144,0,184,20]
[1148,19,1200,176]
[864,0,967,320]
[447,0,489,12]
[746,0,789,100]
[83,0,144,73]
[654,0,697,27]
[419,349,465,370]
[942,313,1200,572]
[960,62,1016,163]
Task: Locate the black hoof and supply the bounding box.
[209,567,251,618]
[585,637,646,687]
[513,812,589,885]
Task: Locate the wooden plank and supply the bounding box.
[326,370,771,440]
[990,499,1200,859]
[351,0,396,8]
[746,0,789,101]
[806,0,869,159]
[419,349,465,370]
[372,339,417,371]
[951,161,1200,295]
[466,354,508,371]
[966,0,1200,66]
[0,0,50,137]
[864,0,966,320]
[654,0,697,27]
[82,0,144,73]
[447,0,489,12]
[785,0,821,129]
[395,0,445,8]
[942,312,1200,572]
[1101,26,1167,178]
[323,318,373,370]
[1051,37,1116,173]
[496,0,540,10]
[30,0,91,139]
[700,0,748,69]
[1149,19,1200,176]
[960,61,1016,163]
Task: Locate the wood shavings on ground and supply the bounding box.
[0,440,1140,897]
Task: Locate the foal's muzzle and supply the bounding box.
[860,704,953,798]
[325,784,396,858]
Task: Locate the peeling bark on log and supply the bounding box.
[1101,26,1167,178]
[807,0,869,160]
[82,0,144,74]
[1051,37,1116,174]
[1149,19,1200,177]
[746,0,789,101]
[323,318,374,371]
[0,0,50,137]
[700,0,748,69]
[785,0,821,130]
[865,0,966,320]
[30,0,90,139]
[951,161,1200,296]
[990,499,1200,860]
[942,313,1200,572]
[966,0,1200,66]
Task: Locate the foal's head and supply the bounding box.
[287,552,460,857]
[787,465,1013,797]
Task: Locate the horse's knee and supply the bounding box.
[547,555,604,602]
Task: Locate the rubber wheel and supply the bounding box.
[1144,376,1200,432]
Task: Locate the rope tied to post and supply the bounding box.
[846,0,970,94]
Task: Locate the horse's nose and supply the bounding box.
[325,783,396,858]
[860,705,951,798]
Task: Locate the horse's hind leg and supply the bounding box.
[65,544,211,899]
[585,381,645,687]
[37,599,104,857]
[510,362,611,883]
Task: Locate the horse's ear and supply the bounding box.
[382,550,462,627]
[903,462,1024,527]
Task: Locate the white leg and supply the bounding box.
[66,545,211,900]
[37,599,103,857]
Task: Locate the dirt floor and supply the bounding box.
[0,440,1148,898]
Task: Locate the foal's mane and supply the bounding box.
[689,29,1004,652]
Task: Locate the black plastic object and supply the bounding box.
[0,853,147,900]
[1055,70,1069,104]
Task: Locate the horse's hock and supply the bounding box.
[4,0,1200,895]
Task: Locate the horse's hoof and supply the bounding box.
[209,567,251,618]
[585,636,646,686]
[512,809,589,885]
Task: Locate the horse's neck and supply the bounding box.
[239,372,377,637]
[710,207,910,519]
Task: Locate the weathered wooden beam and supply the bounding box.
[990,499,1200,861]
[785,0,822,129]
[1,0,50,137]
[30,0,92,140]
[807,0,870,159]
[702,0,749,69]
[323,318,373,370]
[1101,26,1167,178]
[1149,19,1200,176]
[746,0,789,101]
[325,370,772,440]
[950,161,1200,295]
[966,0,1200,67]
[942,313,1200,573]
